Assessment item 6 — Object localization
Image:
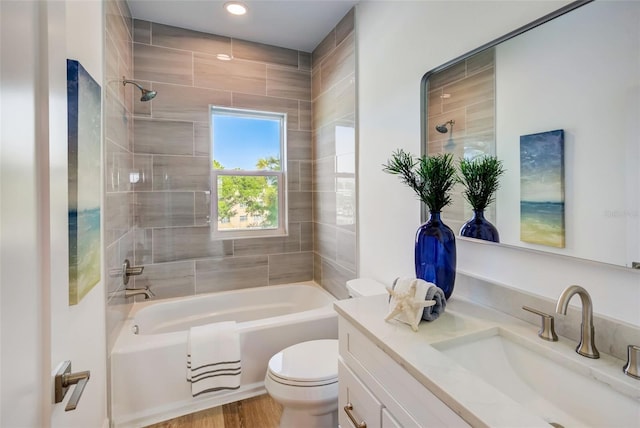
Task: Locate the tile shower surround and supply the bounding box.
[129,19,313,298]
[111,12,356,305]
[312,9,357,298]
[105,0,135,350]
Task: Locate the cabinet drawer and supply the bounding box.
[339,359,382,428]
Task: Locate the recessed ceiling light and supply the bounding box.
[224,1,247,16]
[216,53,233,61]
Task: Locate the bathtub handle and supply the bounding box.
[122,259,144,285]
[344,403,367,428]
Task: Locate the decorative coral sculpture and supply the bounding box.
[385,279,436,332]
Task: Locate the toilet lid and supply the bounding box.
[267,339,338,384]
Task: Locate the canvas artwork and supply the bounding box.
[67,59,102,305]
[520,129,565,248]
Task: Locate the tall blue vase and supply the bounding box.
[459,210,500,243]
[415,212,456,300]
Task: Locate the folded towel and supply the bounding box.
[187,321,241,397]
[385,278,436,331]
[421,281,446,321]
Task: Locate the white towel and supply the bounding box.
[187,321,241,397]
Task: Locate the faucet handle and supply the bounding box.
[122,259,144,285]
[623,345,640,380]
[523,306,558,342]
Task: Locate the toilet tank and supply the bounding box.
[346,278,387,298]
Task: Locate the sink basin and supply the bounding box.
[433,328,640,427]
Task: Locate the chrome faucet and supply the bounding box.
[124,286,154,300]
[556,285,599,359]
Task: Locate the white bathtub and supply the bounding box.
[110,282,338,428]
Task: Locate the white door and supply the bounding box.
[1,1,50,426]
[1,1,108,427]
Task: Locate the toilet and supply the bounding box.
[265,339,339,428]
[265,279,387,427]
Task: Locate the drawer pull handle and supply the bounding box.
[344,403,367,428]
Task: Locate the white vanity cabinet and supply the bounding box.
[338,315,470,428]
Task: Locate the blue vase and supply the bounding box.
[459,210,500,243]
[415,212,456,300]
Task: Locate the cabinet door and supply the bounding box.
[382,409,402,428]
[340,317,470,427]
[339,360,382,428]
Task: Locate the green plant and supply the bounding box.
[458,155,505,211]
[382,149,457,213]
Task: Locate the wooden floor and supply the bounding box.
[145,394,282,428]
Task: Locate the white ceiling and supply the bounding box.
[126,0,359,52]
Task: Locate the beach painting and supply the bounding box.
[520,129,565,248]
[67,59,102,305]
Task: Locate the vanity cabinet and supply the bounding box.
[338,315,469,428]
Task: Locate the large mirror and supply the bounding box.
[421,0,639,269]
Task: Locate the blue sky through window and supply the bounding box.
[213,114,281,170]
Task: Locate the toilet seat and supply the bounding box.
[266,339,338,387]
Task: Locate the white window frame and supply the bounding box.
[210,106,288,240]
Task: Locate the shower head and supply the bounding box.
[139,88,157,102]
[435,119,455,134]
[122,78,157,102]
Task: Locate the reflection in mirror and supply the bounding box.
[422,1,639,268]
[426,48,496,227]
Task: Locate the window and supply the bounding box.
[210,106,287,239]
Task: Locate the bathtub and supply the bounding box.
[110,282,338,428]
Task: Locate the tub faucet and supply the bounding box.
[556,285,599,359]
[124,286,154,300]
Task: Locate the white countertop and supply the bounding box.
[334,294,640,427]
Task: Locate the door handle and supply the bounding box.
[54,361,91,411]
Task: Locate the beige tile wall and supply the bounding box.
[128,19,314,299]
[427,48,496,227]
[104,0,135,351]
[312,9,357,298]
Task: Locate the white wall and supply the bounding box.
[52,1,108,426]
[1,0,107,426]
[357,1,640,327]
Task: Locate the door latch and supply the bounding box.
[54,361,90,411]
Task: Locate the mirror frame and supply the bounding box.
[419,0,592,224]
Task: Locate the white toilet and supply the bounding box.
[264,279,387,428]
[265,339,339,428]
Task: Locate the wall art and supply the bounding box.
[67,59,102,305]
[520,129,565,248]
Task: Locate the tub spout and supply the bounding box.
[556,285,599,359]
[125,286,154,300]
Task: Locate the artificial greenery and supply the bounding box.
[382,149,457,213]
[458,155,505,211]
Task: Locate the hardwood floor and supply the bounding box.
[145,394,282,428]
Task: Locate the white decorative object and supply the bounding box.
[385,278,436,332]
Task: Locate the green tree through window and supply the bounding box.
[214,157,280,228]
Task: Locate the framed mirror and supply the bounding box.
[421,0,639,269]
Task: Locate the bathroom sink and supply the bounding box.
[432,328,640,428]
